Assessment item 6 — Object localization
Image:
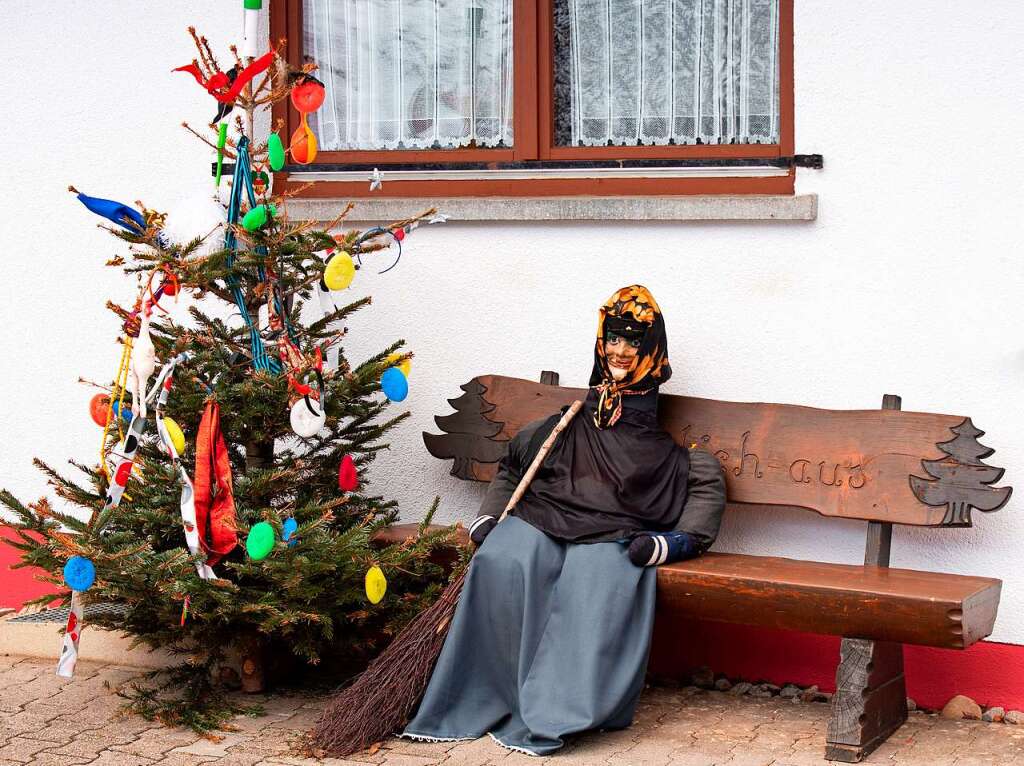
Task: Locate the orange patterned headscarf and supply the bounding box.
[590,285,672,429]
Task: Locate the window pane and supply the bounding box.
[553,0,779,147]
[304,0,514,151]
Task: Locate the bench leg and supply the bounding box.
[825,638,908,762]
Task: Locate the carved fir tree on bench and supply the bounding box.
[424,374,1012,763]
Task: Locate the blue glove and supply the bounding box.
[628,531,699,567]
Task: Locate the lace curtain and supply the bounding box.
[558,0,779,146]
[303,0,514,151]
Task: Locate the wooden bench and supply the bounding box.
[421,372,1012,762]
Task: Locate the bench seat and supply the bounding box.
[656,553,1000,650]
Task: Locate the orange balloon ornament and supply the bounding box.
[288,76,325,166]
[290,117,318,165]
[89,394,111,427]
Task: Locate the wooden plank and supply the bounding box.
[654,553,1001,649]
[423,375,1013,527]
[826,639,907,762]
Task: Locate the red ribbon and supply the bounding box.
[193,401,238,565]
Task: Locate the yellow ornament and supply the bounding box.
[163,417,186,455]
[324,251,355,290]
[387,353,412,377]
[365,565,387,604]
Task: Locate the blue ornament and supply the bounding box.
[111,400,133,423]
[63,556,96,592]
[380,367,408,402]
[282,517,298,546]
[73,191,146,233]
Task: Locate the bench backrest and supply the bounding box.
[423,374,1012,528]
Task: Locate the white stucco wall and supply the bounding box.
[2,3,1023,641]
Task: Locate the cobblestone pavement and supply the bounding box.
[2,657,1023,766]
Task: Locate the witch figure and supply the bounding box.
[400,285,727,756]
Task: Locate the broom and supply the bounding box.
[310,400,584,757]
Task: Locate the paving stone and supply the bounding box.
[383,739,457,758]
[88,752,157,766]
[0,738,52,763]
[148,754,218,766]
[24,754,92,766]
[171,733,251,758]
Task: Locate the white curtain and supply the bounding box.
[565,0,779,146]
[303,0,514,151]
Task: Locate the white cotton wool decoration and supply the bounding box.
[162,191,227,258]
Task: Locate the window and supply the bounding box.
[272,0,794,197]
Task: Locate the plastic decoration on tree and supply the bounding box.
[192,401,238,566]
[241,0,262,58]
[288,75,325,165]
[290,397,326,438]
[63,556,96,591]
[128,305,157,418]
[323,250,355,290]
[215,123,229,186]
[246,521,275,561]
[267,133,285,171]
[89,393,111,427]
[338,455,358,492]
[364,565,387,604]
[163,417,186,455]
[282,517,298,546]
[380,367,409,402]
[387,353,411,378]
[71,188,146,233]
[56,591,85,679]
[241,203,276,231]
[154,353,217,581]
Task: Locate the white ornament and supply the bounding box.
[129,309,157,418]
[290,397,326,438]
[162,191,227,258]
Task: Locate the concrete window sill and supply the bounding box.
[284,195,818,223]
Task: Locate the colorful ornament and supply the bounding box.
[289,120,318,165]
[291,78,326,113]
[290,397,326,438]
[241,203,276,231]
[380,367,409,402]
[252,170,270,196]
[56,593,84,679]
[162,417,186,455]
[89,394,110,427]
[338,455,358,492]
[128,306,156,418]
[215,123,228,187]
[193,402,238,566]
[323,251,355,290]
[173,50,274,104]
[72,189,146,233]
[282,517,298,546]
[111,399,133,424]
[242,0,263,58]
[393,227,405,242]
[365,565,387,604]
[387,353,411,377]
[246,521,275,561]
[267,133,285,171]
[63,556,96,592]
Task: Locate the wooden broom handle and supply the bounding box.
[498,400,584,523]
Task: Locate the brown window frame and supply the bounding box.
[272,0,794,198]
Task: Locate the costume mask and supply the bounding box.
[589,285,671,429]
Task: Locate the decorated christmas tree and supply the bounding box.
[0,27,455,732]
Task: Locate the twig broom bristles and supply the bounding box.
[309,400,584,756]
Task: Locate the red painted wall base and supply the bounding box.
[1,526,57,611]
[4,524,1022,712]
[650,614,1024,712]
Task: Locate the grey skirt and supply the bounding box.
[400,515,657,756]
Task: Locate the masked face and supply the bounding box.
[603,332,641,381]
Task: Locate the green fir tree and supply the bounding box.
[1,31,457,733]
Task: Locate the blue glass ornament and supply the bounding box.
[63,556,96,591]
[380,367,408,402]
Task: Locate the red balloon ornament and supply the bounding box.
[338,455,359,492]
[290,79,326,113]
[89,394,111,427]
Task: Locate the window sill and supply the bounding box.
[284,194,817,223]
